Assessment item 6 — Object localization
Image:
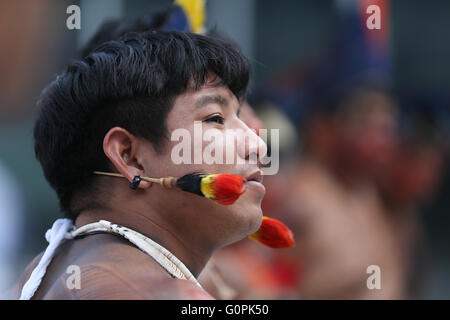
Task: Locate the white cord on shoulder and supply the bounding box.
[19,218,201,300]
[19,218,75,300]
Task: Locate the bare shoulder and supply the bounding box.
[12,234,213,300]
[46,236,213,299]
[45,260,214,300]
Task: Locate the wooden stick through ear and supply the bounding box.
[93,171,177,188]
[94,171,248,205]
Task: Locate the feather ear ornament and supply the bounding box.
[93,171,246,205]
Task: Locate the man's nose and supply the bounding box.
[237,125,267,163]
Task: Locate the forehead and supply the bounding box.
[171,84,238,116]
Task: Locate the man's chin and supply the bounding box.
[243,193,265,234]
[233,201,263,235]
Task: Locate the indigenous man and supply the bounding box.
[12,30,266,299]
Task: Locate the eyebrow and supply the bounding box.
[195,95,229,109]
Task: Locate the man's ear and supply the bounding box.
[102,127,152,189]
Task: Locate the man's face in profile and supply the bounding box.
[136,75,267,247]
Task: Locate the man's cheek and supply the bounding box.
[202,128,226,165]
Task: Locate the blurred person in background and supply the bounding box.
[280,85,409,299]
[285,87,443,299]
[246,0,446,299]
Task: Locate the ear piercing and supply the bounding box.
[129,176,141,189]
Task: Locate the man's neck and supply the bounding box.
[75,206,211,278]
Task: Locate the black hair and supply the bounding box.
[34,30,250,220]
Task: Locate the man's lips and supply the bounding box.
[244,170,265,193]
[245,170,264,183]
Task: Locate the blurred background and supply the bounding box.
[0,0,449,299]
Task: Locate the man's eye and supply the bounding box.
[205,115,225,125]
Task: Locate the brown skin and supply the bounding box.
[13,77,267,299]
